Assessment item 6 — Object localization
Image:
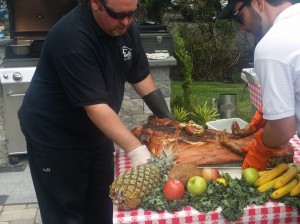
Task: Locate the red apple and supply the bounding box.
[201,168,220,181]
[163,179,185,201]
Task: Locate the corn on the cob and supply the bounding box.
[254,163,289,187]
[258,170,270,177]
[257,176,282,193]
[273,167,298,189]
[270,178,298,199]
[289,174,300,196]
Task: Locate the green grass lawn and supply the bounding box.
[171,81,253,122]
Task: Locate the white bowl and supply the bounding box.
[206,118,248,133]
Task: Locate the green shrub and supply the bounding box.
[143,0,171,23]
[173,24,193,110]
[164,2,254,82]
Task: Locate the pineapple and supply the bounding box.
[109,149,176,210]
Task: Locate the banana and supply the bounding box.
[273,167,298,189]
[257,176,282,193]
[288,163,300,173]
[270,178,298,199]
[289,174,300,197]
[254,163,289,187]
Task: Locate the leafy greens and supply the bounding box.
[141,174,299,222]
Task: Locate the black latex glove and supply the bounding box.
[143,89,176,120]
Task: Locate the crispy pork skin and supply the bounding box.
[131,116,294,167]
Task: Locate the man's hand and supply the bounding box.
[242,129,275,171]
[127,145,151,167]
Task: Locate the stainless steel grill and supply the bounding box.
[0,67,35,164]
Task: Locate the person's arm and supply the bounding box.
[242,115,296,171]
[133,74,176,120]
[84,104,151,166]
[132,74,157,97]
[262,116,296,147]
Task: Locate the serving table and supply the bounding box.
[113,138,300,224]
[113,72,300,223]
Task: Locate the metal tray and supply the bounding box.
[198,161,243,169]
[10,40,33,56]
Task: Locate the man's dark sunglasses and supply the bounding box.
[101,1,137,20]
[233,3,246,24]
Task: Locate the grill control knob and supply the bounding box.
[3,73,8,79]
[13,72,23,81]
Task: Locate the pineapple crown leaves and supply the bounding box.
[147,148,177,177]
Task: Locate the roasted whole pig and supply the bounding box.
[131,116,294,167]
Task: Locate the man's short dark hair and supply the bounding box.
[217,0,296,19]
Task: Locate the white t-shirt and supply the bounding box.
[254,3,300,132]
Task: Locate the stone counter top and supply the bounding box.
[148,56,177,67]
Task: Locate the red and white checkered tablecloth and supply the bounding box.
[113,137,300,224]
[247,82,262,109]
[289,135,300,164]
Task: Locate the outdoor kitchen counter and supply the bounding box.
[0,37,13,67]
[148,56,177,67]
[0,37,13,47]
[112,136,300,224]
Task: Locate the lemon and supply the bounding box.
[216,178,227,186]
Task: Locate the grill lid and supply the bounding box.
[137,21,168,33]
[7,0,78,40]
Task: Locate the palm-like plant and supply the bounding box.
[172,105,190,122]
[192,101,219,126]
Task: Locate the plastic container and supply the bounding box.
[241,68,258,84]
[206,118,248,133]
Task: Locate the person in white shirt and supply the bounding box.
[217,0,300,170]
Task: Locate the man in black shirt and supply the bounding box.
[18,0,174,223]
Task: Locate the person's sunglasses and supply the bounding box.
[100,1,137,20]
[233,3,246,24]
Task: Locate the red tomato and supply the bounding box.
[162,179,185,201]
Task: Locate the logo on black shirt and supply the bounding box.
[122,46,132,61]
